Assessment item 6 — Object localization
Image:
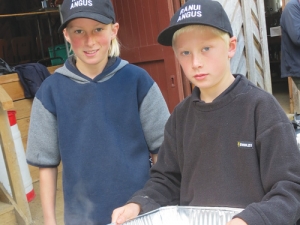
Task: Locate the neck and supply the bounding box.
[200,74,235,103]
[76,58,108,79]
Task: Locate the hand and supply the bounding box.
[150,153,158,164]
[226,218,248,225]
[111,203,141,225]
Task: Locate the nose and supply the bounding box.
[86,33,95,46]
[192,54,203,69]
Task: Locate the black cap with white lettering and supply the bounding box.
[58,0,115,32]
[157,0,233,46]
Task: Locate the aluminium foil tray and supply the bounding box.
[123,206,243,225]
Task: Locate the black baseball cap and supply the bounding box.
[157,0,233,46]
[58,0,115,32]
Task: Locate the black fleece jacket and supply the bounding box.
[128,75,300,225]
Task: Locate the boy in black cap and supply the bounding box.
[26,0,170,224]
[111,0,300,224]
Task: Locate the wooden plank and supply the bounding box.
[0,65,60,86]
[16,118,30,141]
[252,18,260,45]
[290,78,300,114]
[13,99,33,120]
[47,65,62,74]
[256,69,264,89]
[256,0,272,93]
[241,0,257,85]
[231,31,245,73]
[0,65,61,184]
[230,2,243,41]
[223,0,237,24]
[0,202,16,225]
[1,82,25,101]
[289,77,294,113]
[237,55,248,77]
[254,44,263,70]
[0,182,32,225]
[0,86,14,111]
[250,0,258,21]
[0,108,32,224]
[0,73,19,85]
[0,201,14,214]
[0,10,59,18]
[0,65,60,103]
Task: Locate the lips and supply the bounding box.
[84,49,99,56]
[194,73,208,80]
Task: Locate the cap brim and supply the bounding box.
[58,12,113,33]
[157,23,233,46]
[157,24,195,46]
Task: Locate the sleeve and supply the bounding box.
[128,112,181,214]
[139,82,170,154]
[235,111,300,224]
[281,2,300,46]
[26,97,60,168]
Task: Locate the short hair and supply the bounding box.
[172,24,230,47]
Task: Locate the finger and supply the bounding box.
[111,208,125,223]
[116,213,128,224]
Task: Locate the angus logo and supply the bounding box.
[237,141,253,148]
[177,4,202,22]
[70,0,93,9]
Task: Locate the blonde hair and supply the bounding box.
[172,25,230,47]
[109,37,120,57]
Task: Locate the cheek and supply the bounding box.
[69,37,83,49]
[178,59,192,75]
[97,35,112,46]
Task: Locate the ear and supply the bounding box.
[111,23,119,39]
[228,36,237,59]
[63,28,71,43]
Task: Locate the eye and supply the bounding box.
[181,51,190,56]
[74,30,83,34]
[95,28,103,32]
[202,47,210,52]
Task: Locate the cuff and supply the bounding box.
[127,195,161,215]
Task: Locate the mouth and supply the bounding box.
[84,49,99,56]
[194,73,208,80]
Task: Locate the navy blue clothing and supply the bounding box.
[26,57,170,224]
[14,63,51,98]
[280,0,300,78]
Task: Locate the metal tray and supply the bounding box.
[122,206,243,225]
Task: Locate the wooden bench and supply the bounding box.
[0,65,62,224]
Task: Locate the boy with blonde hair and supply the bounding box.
[112,0,300,224]
[26,0,169,224]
